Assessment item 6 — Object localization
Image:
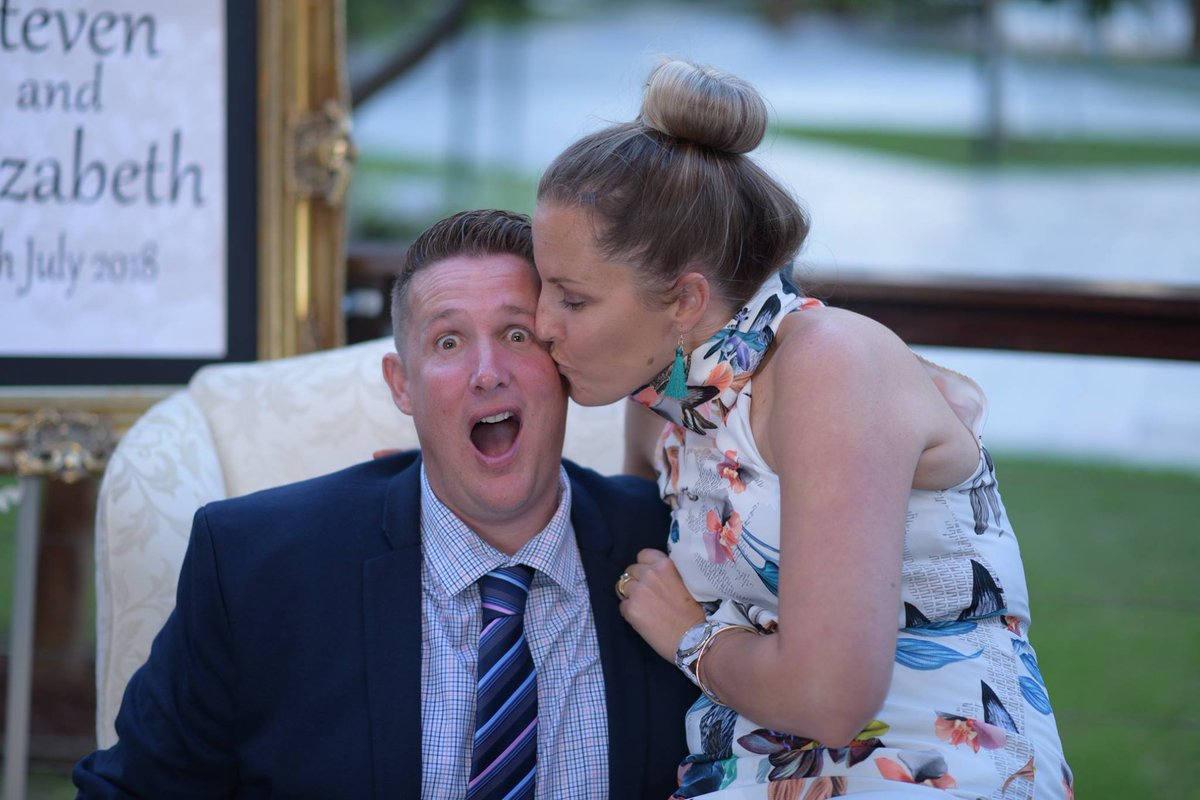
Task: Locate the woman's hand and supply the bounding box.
[618,549,706,663]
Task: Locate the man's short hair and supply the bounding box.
[390,209,536,345]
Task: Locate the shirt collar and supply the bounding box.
[628,271,816,436]
[419,464,578,598]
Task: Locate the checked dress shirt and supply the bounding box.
[418,466,609,799]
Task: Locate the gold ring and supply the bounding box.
[615,571,634,600]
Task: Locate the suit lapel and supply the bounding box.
[363,457,424,798]
[571,476,651,800]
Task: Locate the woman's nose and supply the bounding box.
[535,293,559,343]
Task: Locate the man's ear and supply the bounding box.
[382,352,414,416]
[671,271,711,331]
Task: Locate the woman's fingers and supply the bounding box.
[637,548,669,565]
[617,552,706,662]
[625,551,687,596]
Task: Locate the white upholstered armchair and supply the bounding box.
[93,337,625,747]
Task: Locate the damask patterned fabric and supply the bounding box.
[94,390,225,748]
[632,275,1073,800]
[94,337,626,747]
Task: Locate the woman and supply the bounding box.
[532,60,1071,799]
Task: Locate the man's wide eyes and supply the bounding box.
[432,329,529,350]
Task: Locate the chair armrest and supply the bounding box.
[94,390,226,748]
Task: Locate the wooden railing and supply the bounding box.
[803,270,1200,362]
[348,244,1200,362]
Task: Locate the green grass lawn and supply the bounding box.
[773,123,1200,169]
[348,126,1200,242]
[994,456,1200,797]
[2,459,1198,797]
[0,476,17,642]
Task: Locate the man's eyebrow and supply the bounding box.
[422,305,534,327]
[423,308,464,327]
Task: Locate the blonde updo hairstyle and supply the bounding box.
[537,59,809,309]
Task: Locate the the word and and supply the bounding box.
[16,60,103,112]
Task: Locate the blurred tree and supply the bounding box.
[349,0,474,108]
[348,0,538,108]
[1036,0,1199,58]
[1038,0,1137,20]
[346,0,532,39]
[758,0,1197,57]
[978,0,1004,159]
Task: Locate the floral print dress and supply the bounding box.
[631,273,1072,800]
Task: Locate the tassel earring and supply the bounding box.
[665,335,688,400]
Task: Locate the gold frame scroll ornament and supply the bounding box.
[11,410,114,483]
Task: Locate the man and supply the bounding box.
[75,210,696,799]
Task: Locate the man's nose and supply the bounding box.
[472,339,510,391]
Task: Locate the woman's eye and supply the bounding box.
[560,298,585,311]
[435,335,459,351]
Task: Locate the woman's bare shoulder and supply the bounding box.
[764,305,917,393]
[753,307,932,467]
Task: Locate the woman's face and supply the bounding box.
[533,203,679,407]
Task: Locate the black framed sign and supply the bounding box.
[0,0,257,386]
[0,0,351,476]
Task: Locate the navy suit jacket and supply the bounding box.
[75,452,696,799]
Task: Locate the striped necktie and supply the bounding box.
[468,565,537,800]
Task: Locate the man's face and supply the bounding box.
[383,254,568,536]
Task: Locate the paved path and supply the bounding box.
[354,4,1200,470]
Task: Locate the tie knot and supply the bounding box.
[478,564,534,619]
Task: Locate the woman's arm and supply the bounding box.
[711,313,932,742]
[621,311,934,745]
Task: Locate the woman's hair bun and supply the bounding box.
[640,59,768,155]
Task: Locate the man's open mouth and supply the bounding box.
[470,410,521,458]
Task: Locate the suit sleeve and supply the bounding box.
[629,493,698,799]
[74,507,240,799]
[642,655,697,798]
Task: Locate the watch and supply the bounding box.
[674,619,760,703]
[674,620,722,687]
